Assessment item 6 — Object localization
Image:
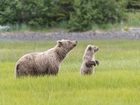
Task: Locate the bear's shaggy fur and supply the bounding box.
[15,39,77,77]
[80,45,99,75]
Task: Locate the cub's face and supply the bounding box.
[87,45,99,54]
[57,39,78,51]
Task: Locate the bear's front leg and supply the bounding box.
[95,60,99,66]
[86,61,96,67]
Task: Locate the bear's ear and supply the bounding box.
[88,46,92,51]
[57,40,61,43]
[57,40,63,47]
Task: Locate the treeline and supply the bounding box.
[0,0,139,31]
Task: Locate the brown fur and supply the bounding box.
[80,45,99,75]
[15,39,77,77]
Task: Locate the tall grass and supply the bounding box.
[0,23,31,33]
[8,23,31,32]
[0,40,140,105]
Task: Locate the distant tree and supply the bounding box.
[68,0,126,31]
[0,0,18,24]
[126,0,140,12]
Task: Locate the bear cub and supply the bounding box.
[80,45,99,75]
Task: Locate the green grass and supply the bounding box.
[0,40,140,105]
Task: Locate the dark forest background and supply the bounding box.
[0,0,139,31]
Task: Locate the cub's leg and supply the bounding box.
[95,60,99,66]
[86,61,96,67]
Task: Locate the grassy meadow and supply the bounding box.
[0,40,140,105]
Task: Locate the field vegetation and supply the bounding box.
[0,40,140,105]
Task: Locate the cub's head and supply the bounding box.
[57,39,78,52]
[86,45,99,54]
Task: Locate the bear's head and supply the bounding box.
[86,45,99,54]
[57,39,77,52]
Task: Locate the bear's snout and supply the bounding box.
[97,47,99,50]
[73,40,78,46]
[94,46,99,52]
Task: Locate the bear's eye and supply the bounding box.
[68,41,72,44]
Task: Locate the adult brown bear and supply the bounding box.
[15,39,77,77]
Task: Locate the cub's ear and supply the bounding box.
[57,40,63,47]
[88,46,92,51]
